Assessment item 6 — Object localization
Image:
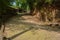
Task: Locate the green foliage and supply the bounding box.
[45,0,53,4]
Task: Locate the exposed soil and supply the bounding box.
[2,15,60,40]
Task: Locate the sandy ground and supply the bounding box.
[4,23,60,40]
[1,15,60,40]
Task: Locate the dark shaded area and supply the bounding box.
[0,6,27,29]
[56,10,60,18]
[51,0,60,10]
[0,6,25,23]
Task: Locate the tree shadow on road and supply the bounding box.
[6,27,34,40]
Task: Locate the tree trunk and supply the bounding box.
[32,8,42,21]
[45,12,48,22]
[52,9,56,22]
[44,7,49,22]
[0,24,5,40]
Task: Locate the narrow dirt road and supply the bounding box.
[2,15,60,40]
